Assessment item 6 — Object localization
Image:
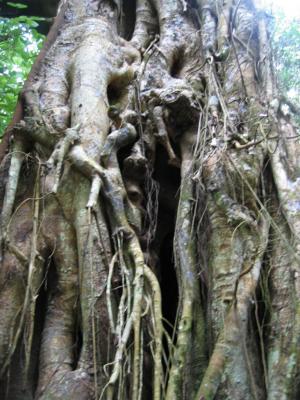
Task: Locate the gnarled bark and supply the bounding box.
[0,1,299,399]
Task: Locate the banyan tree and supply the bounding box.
[0,0,299,399]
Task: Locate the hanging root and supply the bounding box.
[166,128,206,400]
[98,121,163,400]
[103,261,163,400]
[143,265,163,400]
[46,124,80,193]
[0,138,27,260]
[151,106,180,167]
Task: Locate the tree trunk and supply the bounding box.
[0,0,299,399]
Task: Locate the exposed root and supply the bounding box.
[1,1,300,400]
[196,214,270,400]
[0,139,26,260]
[0,164,43,378]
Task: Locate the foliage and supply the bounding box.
[0,11,44,136]
[271,12,300,104]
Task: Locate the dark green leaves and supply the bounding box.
[0,15,44,136]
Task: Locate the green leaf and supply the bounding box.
[0,15,44,138]
[6,2,28,9]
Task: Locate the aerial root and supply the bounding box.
[123,141,148,180]
[90,118,163,400]
[102,259,163,400]
[0,139,26,260]
[195,214,270,400]
[100,123,137,168]
[0,164,43,378]
[152,106,180,167]
[86,175,102,210]
[143,265,163,400]
[46,124,80,193]
[131,0,158,51]
[106,253,118,334]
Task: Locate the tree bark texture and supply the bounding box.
[0,0,299,399]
